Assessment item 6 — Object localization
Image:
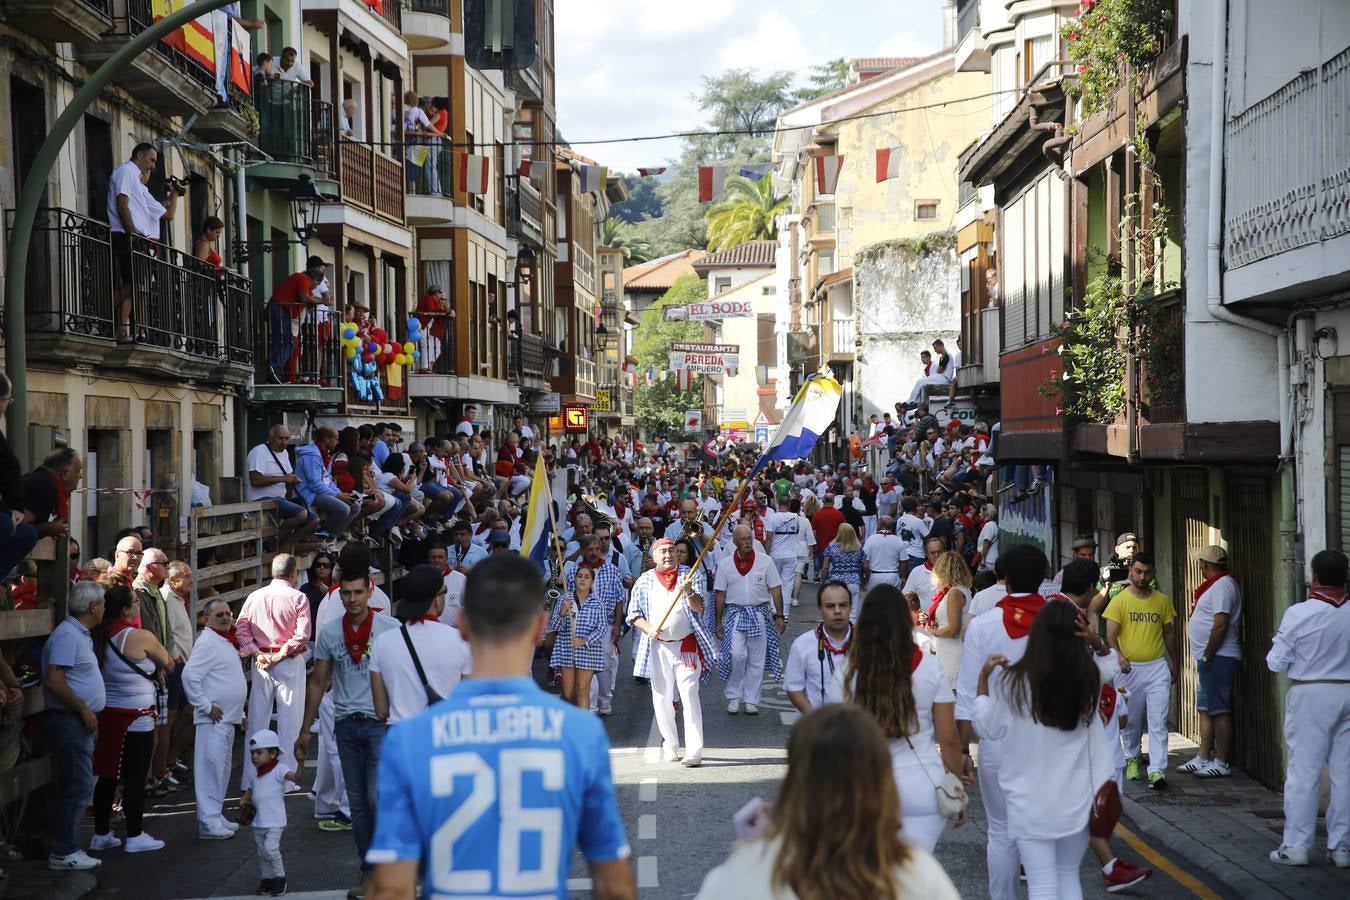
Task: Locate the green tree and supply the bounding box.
[601,217,655,263]
[704,175,790,251]
[609,175,663,224]
[792,57,851,102]
[633,274,707,436]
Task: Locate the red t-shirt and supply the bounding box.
[812,505,845,552]
[416,293,448,339]
[271,272,315,317]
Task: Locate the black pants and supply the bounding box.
[94,730,153,837]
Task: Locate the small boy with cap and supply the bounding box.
[239,728,301,896]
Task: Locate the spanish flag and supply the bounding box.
[153,0,216,75]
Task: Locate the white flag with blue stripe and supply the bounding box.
[749,370,843,476]
[520,454,554,573]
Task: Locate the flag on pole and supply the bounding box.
[749,370,843,476]
[698,165,726,203]
[459,153,491,194]
[675,369,695,391]
[517,159,548,181]
[739,164,771,180]
[577,164,607,193]
[875,146,903,182]
[638,167,667,177]
[520,454,554,574]
[815,155,844,195]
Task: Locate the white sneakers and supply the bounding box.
[89,833,121,852]
[680,751,703,768]
[727,699,740,714]
[199,825,236,840]
[1269,845,1309,866]
[124,832,165,853]
[1194,759,1232,778]
[1177,755,1211,774]
[743,703,760,715]
[598,705,613,716]
[661,745,679,763]
[48,849,101,870]
[1331,846,1350,868]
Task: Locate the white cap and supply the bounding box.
[249,729,281,751]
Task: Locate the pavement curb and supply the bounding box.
[1122,794,1281,899]
[3,866,99,900]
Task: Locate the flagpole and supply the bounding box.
[651,478,750,635]
[540,461,568,587]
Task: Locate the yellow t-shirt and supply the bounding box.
[1103,589,1175,662]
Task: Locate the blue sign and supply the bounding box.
[755,426,770,444]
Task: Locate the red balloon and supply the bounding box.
[371,328,388,343]
[362,351,375,363]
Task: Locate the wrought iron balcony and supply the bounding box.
[507,178,545,247]
[411,311,456,376]
[256,80,334,175]
[956,0,979,44]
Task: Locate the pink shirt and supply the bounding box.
[236,578,311,658]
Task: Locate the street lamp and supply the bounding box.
[595,322,613,351]
[286,173,322,247]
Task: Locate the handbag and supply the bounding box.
[1087,709,1122,838]
[400,624,443,706]
[904,736,968,821]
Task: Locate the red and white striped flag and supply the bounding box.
[675,369,695,391]
[638,167,667,177]
[460,153,491,194]
[517,159,547,182]
[815,154,844,195]
[622,359,637,374]
[698,165,726,203]
[875,146,903,182]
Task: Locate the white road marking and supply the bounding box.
[637,855,659,888]
[642,715,663,764]
[779,710,800,727]
[639,778,658,802]
[567,877,594,891]
[638,813,656,840]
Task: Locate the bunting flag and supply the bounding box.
[756,363,771,386]
[815,155,844,195]
[675,369,695,392]
[577,164,606,193]
[749,370,844,477]
[229,17,252,95]
[645,366,657,387]
[875,146,902,182]
[154,1,216,73]
[698,165,726,203]
[739,164,771,180]
[638,167,667,177]
[622,359,637,375]
[460,153,491,194]
[517,159,548,181]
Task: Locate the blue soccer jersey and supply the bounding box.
[367,676,630,898]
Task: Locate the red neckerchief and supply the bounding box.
[734,549,755,576]
[995,593,1047,639]
[654,564,679,591]
[107,619,137,639]
[1309,586,1348,608]
[10,582,36,611]
[1099,684,1118,724]
[923,560,934,571]
[815,623,852,656]
[342,613,375,664]
[926,586,950,625]
[320,445,333,467]
[406,615,438,626]
[255,758,280,778]
[923,362,932,376]
[49,470,70,520]
[1191,573,1230,612]
[212,625,240,648]
[580,558,603,570]
[910,645,924,673]
[441,565,453,578]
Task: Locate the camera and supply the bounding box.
[166,176,188,197]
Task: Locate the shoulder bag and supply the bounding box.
[400,624,443,706]
[904,735,968,821]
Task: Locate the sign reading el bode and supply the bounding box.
[669,342,739,375]
[664,300,753,321]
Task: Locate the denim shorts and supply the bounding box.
[1196,655,1241,714]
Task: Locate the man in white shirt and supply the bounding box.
[965,555,1010,623]
[977,505,999,572]
[862,516,906,589]
[277,46,313,85]
[1267,548,1350,868]
[902,537,946,611]
[762,502,805,612]
[896,496,930,577]
[427,544,466,622]
[455,404,477,437]
[246,424,319,552]
[713,526,785,715]
[183,598,248,840]
[785,583,852,712]
[907,337,958,404]
[371,566,472,724]
[1180,545,1244,780]
[109,143,179,341]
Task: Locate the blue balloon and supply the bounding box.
[368,342,380,353]
[342,326,356,341]
[412,350,421,361]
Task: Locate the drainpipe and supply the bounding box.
[1203,0,1296,603]
[233,148,248,267]
[1124,63,1140,465]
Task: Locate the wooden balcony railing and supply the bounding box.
[336,141,405,222]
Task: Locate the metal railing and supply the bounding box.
[80,0,113,14]
[124,0,215,93]
[366,0,401,32]
[257,305,342,387]
[830,318,854,357]
[408,0,449,13]
[956,0,980,43]
[1142,293,1184,424]
[256,80,329,170]
[129,240,222,354]
[412,311,456,375]
[406,138,452,197]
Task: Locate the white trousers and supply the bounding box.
[979,743,1020,900]
[589,629,619,712]
[1017,828,1090,900]
[648,640,703,755]
[724,630,767,705]
[313,691,349,818]
[909,374,952,403]
[1118,657,1171,774]
[255,827,285,879]
[193,720,235,831]
[894,757,946,854]
[773,557,798,612]
[243,654,305,789]
[847,583,861,621]
[863,515,877,539]
[1282,682,1350,850]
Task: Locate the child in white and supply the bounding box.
[240,729,301,896]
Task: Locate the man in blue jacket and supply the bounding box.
[295,426,360,538]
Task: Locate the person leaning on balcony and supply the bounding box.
[401,90,435,191]
[295,426,361,539]
[415,285,449,372]
[277,47,313,86]
[339,98,362,140]
[192,217,225,270]
[109,143,179,343]
[268,263,323,383]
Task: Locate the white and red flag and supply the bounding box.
[638,167,667,177]
[460,153,491,194]
[698,165,726,203]
[815,154,844,195]
[875,147,903,182]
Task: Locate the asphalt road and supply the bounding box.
[90,583,1236,899]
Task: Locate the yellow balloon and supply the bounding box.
[403,341,415,354]
[394,354,408,366]
[345,345,357,359]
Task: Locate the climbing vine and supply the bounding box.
[1061,0,1176,117]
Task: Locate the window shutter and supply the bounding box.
[1003,195,1026,348]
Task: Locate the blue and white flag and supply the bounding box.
[521,454,554,574]
[739,164,772,180]
[749,370,843,476]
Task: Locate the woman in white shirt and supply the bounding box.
[846,584,969,853]
[924,551,972,690]
[973,599,1122,900]
[695,705,959,900]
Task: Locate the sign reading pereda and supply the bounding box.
[669,341,740,375]
[664,300,754,321]
[530,392,562,414]
[563,406,589,432]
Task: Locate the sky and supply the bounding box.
[555,0,946,173]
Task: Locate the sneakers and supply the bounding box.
[49,850,101,870]
[743,703,760,715]
[598,705,613,716]
[319,811,354,832]
[1146,771,1168,790]
[727,699,740,714]
[124,831,165,853]
[1195,759,1232,778]
[1103,859,1152,893]
[271,878,288,897]
[680,751,703,768]
[199,826,235,840]
[1177,755,1211,774]
[1331,846,1350,868]
[1269,845,1309,866]
[89,832,122,852]
[661,745,679,763]
[1124,757,1143,781]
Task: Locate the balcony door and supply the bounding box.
[84,115,114,222]
[10,78,47,209]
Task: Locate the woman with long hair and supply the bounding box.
[673,538,713,633]
[925,551,972,689]
[547,566,607,709]
[301,552,336,640]
[819,522,865,617]
[974,600,1121,900]
[846,583,969,853]
[695,705,958,899]
[90,585,173,854]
